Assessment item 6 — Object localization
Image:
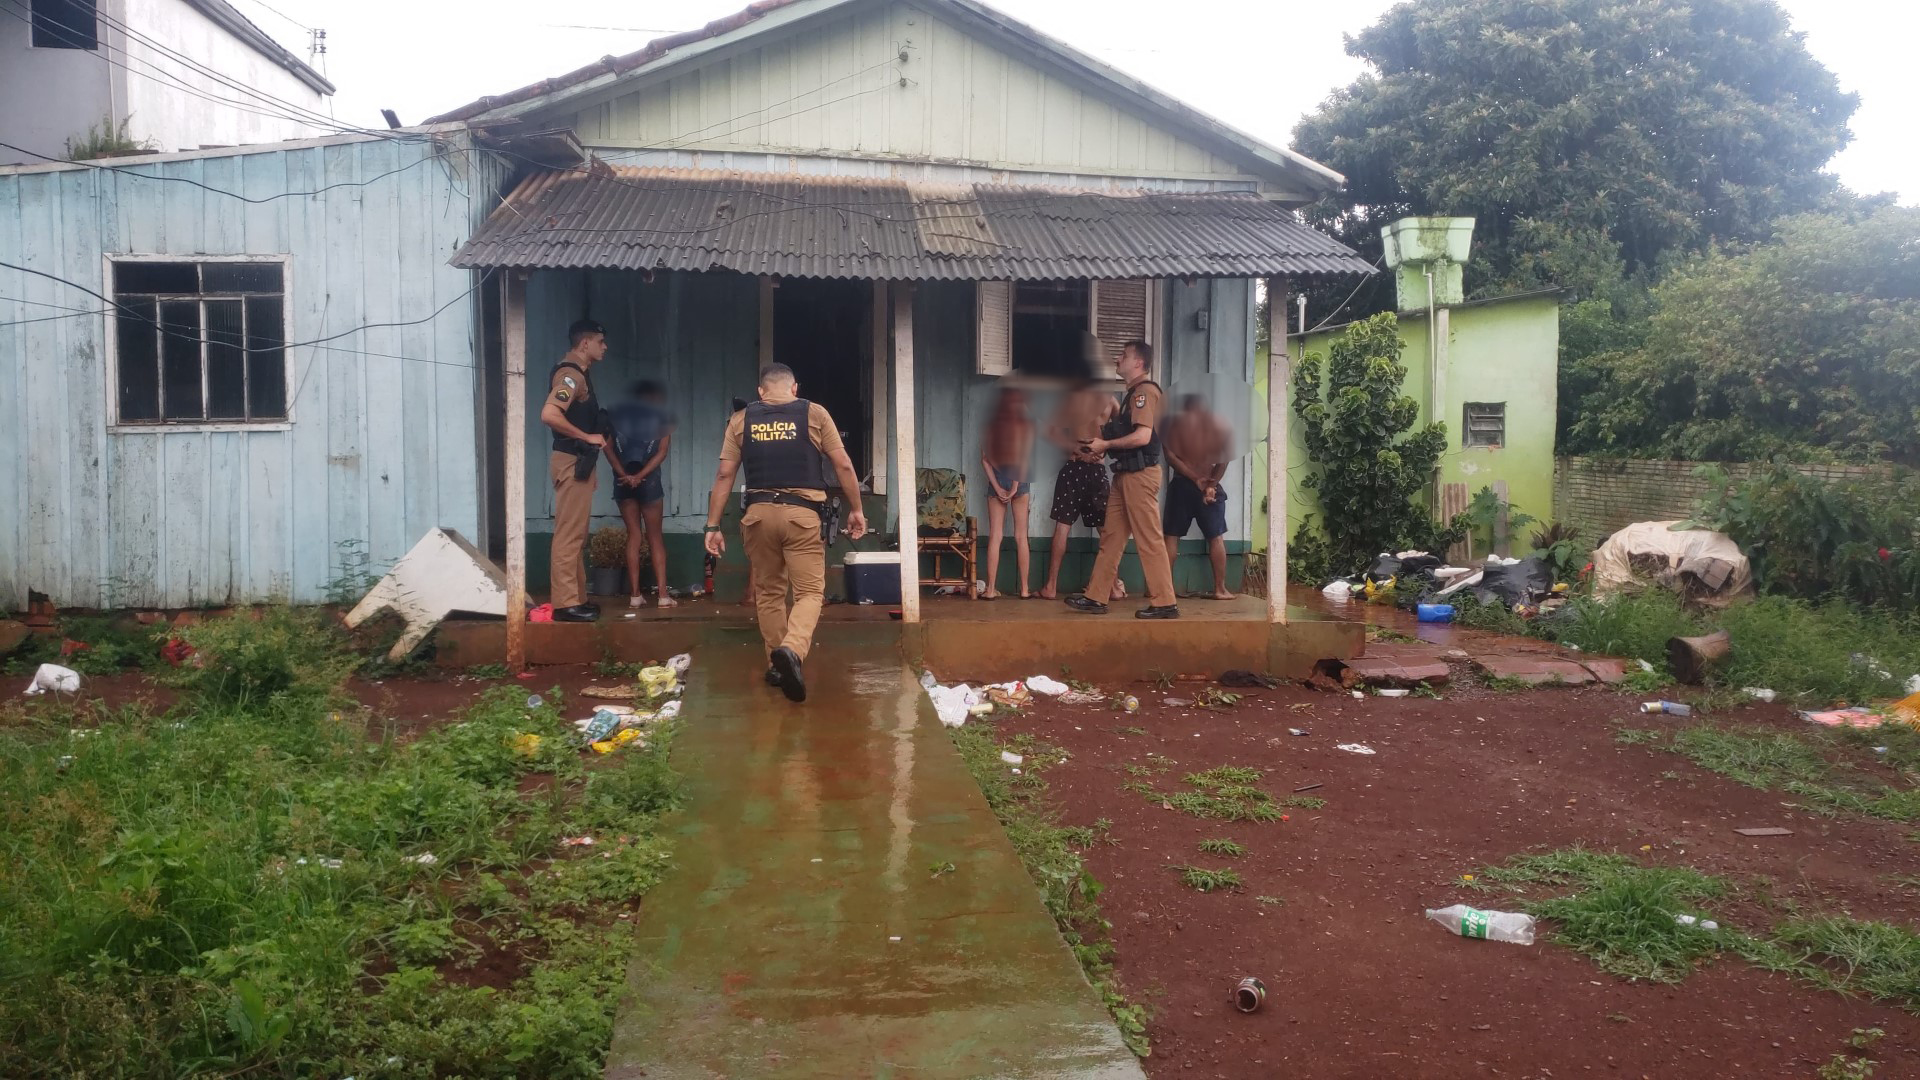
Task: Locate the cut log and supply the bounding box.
[1667,630,1732,685]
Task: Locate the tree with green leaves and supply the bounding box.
[1292,0,1858,300]
[1292,313,1447,568]
[1567,206,1920,464]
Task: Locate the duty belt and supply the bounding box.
[744,491,828,518]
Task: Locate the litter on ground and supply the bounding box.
[1337,743,1377,755]
[23,663,80,696]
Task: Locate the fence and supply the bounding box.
[1552,457,1892,544]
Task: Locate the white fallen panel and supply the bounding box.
[344,528,509,661]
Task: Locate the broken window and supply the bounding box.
[112,259,287,425]
[1463,401,1505,447]
[31,0,97,49]
[974,278,1158,380]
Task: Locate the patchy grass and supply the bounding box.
[1174,866,1242,893]
[1614,726,1668,746]
[948,718,1150,1057]
[1127,763,1298,823]
[1756,917,1920,1009]
[1480,849,1920,1012]
[1659,725,1920,822]
[1197,839,1246,857]
[0,611,683,1078]
[1476,850,1734,983]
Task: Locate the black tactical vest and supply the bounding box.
[550,362,600,452]
[741,399,828,490]
[1103,379,1163,473]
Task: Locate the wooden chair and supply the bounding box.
[915,467,978,599]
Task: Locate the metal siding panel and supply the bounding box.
[247,429,291,599]
[20,174,72,602]
[400,144,441,538]
[59,167,106,606]
[0,178,23,606]
[361,143,408,571]
[107,434,162,607]
[286,146,334,600]
[160,433,209,606]
[322,144,370,594]
[204,431,240,603]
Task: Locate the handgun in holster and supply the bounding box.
[572,407,612,481]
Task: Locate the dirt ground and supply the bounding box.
[992,681,1920,1080]
[30,664,621,738]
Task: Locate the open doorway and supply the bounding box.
[772,278,872,481]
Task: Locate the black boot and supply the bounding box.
[771,647,806,702]
[1064,595,1110,614]
[553,604,600,622]
[1135,604,1181,620]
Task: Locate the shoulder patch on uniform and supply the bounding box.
[554,389,571,402]
[562,376,577,389]
[1135,394,1147,408]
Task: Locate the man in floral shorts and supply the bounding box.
[1038,386,1126,601]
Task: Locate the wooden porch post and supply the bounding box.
[1265,276,1289,625]
[870,282,889,499]
[892,282,920,622]
[503,271,529,671]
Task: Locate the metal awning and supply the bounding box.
[452,166,1373,281]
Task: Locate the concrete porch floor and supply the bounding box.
[430,593,1366,683]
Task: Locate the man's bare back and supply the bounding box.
[1163,408,1229,493]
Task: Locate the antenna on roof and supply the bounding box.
[308,28,327,61]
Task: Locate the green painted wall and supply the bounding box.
[1252,294,1560,558]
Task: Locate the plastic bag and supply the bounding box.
[1473,556,1553,607]
[23,664,80,696]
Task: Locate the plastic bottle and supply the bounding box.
[1424,904,1536,945]
[1416,603,1456,623]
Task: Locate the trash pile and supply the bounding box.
[565,652,690,753]
[1592,522,1753,608]
[919,669,1073,727]
[1319,549,1568,616]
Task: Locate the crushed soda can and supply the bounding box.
[1233,976,1267,1013]
[1640,701,1693,717]
[1122,695,1140,713]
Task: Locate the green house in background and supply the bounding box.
[1252,216,1561,562]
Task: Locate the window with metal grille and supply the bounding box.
[31,0,97,49]
[1463,401,1505,447]
[111,259,288,425]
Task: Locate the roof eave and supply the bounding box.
[183,0,335,96]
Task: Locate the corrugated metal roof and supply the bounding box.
[452,167,1373,281]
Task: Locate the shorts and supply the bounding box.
[613,465,664,505]
[1163,475,1228,540]
[988,463,1030,499]
[1049,459,1109,528]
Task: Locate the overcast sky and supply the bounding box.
[241,0,1913,204]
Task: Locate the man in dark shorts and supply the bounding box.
[1038,386,1126,601]
[1161,393,1236,599]
[606,381,675,610]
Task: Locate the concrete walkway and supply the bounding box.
[606,623,1144,1080]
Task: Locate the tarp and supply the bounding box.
[1592,522,1754,608]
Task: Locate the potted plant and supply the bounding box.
[587,526,626,597]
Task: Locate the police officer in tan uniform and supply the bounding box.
[1067,340,1179,619]
[703,364,867,702]
[540,319,609,622]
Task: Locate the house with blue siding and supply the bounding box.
[0,127,505,609]
[428,0,1369,647]
[2,0,1372,632]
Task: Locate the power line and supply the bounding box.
[0,259,491,354]
[234,0,313,33]
[0,139,459,202]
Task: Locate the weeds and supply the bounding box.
[1255,895,1286,907]
[1174,866,1241,893]
[947,718,1149,1057]
[164,607,358,708]
[1658,724,1920,822]
[466,662,510,679]
[1134,765,1296,823]
[1198,839,1246,857]
[0,672,683,1077]
[1614,726,1668,746]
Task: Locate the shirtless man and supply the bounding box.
[1037,386,1128,602]
[1162,394,1236,600]
[980,388,1034,599]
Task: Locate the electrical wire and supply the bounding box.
[0,139,459,202]
[0,259,492,354]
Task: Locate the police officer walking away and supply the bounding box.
[1067,340,1179,619]
[540,319,610,622]
[703,364,868,701]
